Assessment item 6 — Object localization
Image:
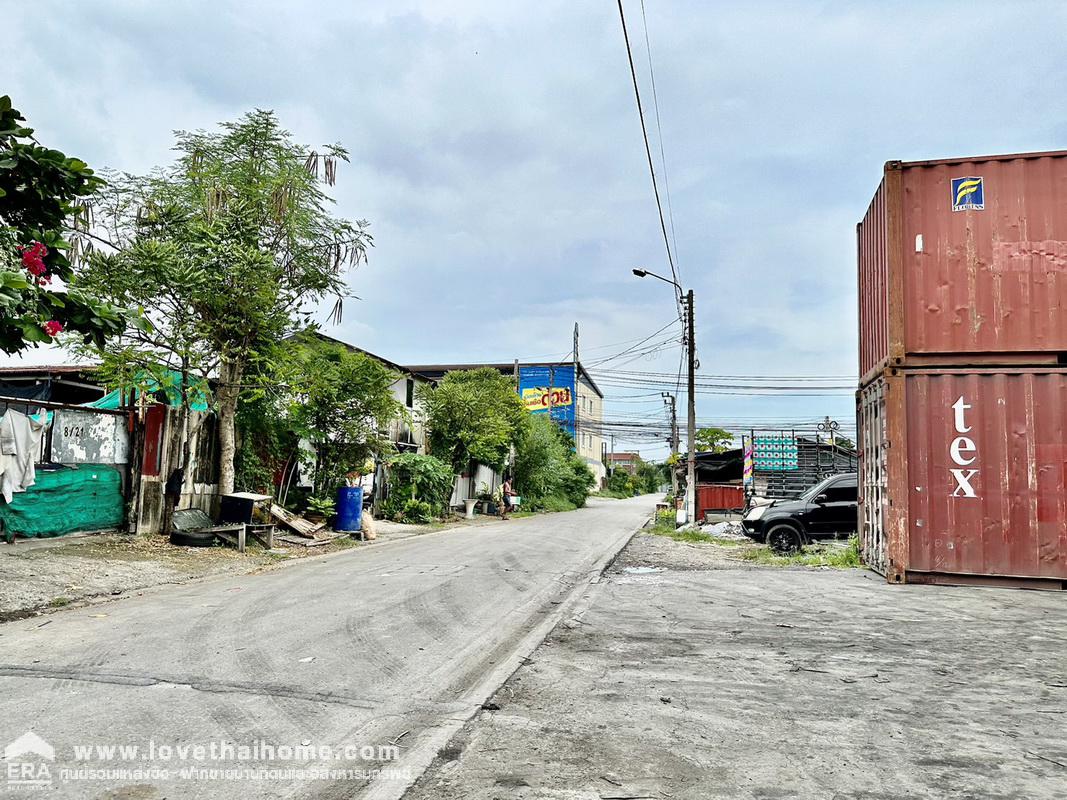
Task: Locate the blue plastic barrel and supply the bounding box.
[335,487,364,532]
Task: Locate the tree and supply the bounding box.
[514,414,568,503]
[285,333,405,496]
[0,96,134,354]
[694,426,734,453]
[419,368,527,472]
[513,414,595,509]
[77,110,371,494]
[635,459,667,494]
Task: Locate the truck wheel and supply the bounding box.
[766,523,803,554]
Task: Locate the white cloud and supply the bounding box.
[5,0,1065,452]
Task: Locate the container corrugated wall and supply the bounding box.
[858,367,1067,586]
[857,180,890,380]
[858,150,1067,383]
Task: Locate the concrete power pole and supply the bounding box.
[573,322,580,450]
[685,289,697,525]
[663,392,678,499]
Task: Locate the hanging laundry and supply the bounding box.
[0,409,51,503]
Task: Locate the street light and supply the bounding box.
[633,267,696,526]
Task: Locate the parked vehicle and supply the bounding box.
[741,473,857,552]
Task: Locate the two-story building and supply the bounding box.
[406,361,607,487]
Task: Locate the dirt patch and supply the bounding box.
[613,530,757,570]
[0,532,362,621]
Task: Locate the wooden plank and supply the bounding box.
[269,504,326,538]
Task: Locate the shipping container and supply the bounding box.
[858,366,1067,588]
[858,150,1067,384]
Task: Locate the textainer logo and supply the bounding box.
[949,396,979,498]
[951,176,984,211]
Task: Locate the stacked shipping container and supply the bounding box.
[857,151,1067,588]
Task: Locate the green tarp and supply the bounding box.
[0,465,124,538]
[86,370,210,412]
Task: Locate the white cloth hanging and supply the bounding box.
[0,409,50,503]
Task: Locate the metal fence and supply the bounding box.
[741,429,858,500]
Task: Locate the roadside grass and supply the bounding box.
[736,537,863,568]
[647,515,864,569]
[595,489,633,500]
[647,516,749,547]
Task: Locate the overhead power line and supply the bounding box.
[584,318,681,367]
[638,0,681,271]
[616,0,682,309]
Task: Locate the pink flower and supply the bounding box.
[19,241,48,278]
[42,320,64,337]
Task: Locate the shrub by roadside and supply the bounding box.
[513,415,595,512]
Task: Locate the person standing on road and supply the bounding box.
[500,476,515,520]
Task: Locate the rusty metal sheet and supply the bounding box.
[861,367,1067,583]
[859,151,1067,382]
[52,409,130,464]
[696,484,744,516]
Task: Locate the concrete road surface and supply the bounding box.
[0,496,654,799]
[407,531,1067,799]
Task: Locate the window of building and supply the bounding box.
[405,379,414,408]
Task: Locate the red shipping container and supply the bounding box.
[858,150,1067,384]
[859,367,1067,588]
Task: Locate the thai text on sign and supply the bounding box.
[521,387,573,411]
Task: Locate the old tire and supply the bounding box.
[170,530,216,547]
[766,523,803,555]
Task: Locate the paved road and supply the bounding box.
[0,496,655,799]
[408,531,1067,800]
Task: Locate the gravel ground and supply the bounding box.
[613,530,759,571]
[406,531,1067,800]
[0,515,438,621]
[0,534,311,621]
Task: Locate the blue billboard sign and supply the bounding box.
[518,365,576,441]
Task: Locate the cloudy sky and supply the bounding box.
[6,1,1067,457]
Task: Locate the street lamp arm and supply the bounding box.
[632,267,681,291]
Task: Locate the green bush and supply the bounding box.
[395,498,435,524]
[539,494,578,513]
[382,453,454,521]
[560,454,596,507]
[606,470,638,497]
[514,415,596,510]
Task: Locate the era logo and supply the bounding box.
[950,396,979,498]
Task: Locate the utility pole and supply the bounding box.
[547,364,555,422]
[685,289,697,525]
[573,322,580,451]
[662,392,678,499]
[630,268,696,523]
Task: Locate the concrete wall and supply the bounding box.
[575,377,606,486]
[387,375,427,452]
